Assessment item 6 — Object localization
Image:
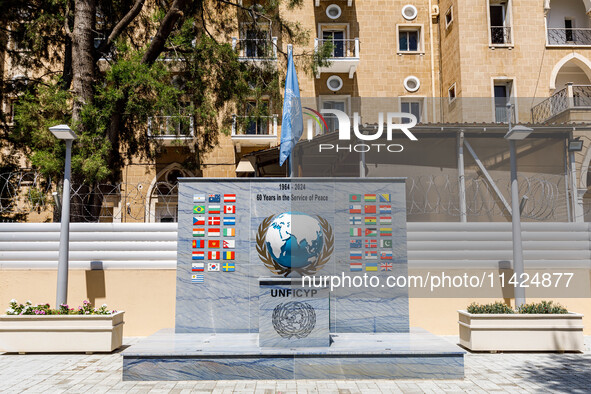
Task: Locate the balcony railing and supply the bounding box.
[314,38,360,78]
[232,115,278,136]
[315,0,352,6]
[315,38,359,59]
[147,116,194,139]
[547,28,591,46]
[531,84,591,123]
[494,105,515,124]
[490,26,511,45]
[232,37,278,60]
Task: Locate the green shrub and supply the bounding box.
[6,299,116,315]
[467,300,569,314]
[467,301,514,314]
[516,300,568,314]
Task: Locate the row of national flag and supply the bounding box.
[349,250,393,260]
[193,205,236,214]
[194,194,236,203]
[350,261,393,272]
[349,205,392,214]
[350,193,391,203]
[191,251,236,261]
[193,228,236,237]
[351,239,392,248]
[193,216,236,226]
[190,193,238,284]
[348,193,394,272]
[349,216,392,225]
[350,227,393,237]
[192,262,235,272]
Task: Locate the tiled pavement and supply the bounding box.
[1,337,590,393]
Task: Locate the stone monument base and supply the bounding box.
[122,328,464,381]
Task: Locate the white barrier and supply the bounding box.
[0,222,589,270]
[0,223,177,269]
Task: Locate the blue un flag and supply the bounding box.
[279,46,304,166]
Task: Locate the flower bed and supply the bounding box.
[0,300,124,354]
[459,301,583,352]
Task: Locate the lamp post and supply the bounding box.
[503,104,533,308]
[49,124,78,307]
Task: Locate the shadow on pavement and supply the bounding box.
[518,354,591,393]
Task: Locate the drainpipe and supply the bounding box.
[428,0,437,121]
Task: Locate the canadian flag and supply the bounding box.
[224,205,236,214]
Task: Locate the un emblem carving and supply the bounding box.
[272,301,316,339]
[256,213,334,277]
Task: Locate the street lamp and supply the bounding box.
[568,137,583,152]
[503,105,533,309]
[49,124,77,307]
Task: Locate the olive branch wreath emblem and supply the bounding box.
[256,214,334,277]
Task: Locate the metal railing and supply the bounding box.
[531,84,591,123]
[232,37,278,59]
[231,114,278,136]
[314,38,360,58]
[147,116,194,138]
[494,105,515,124]
[547,28,591,46]
[490,26,511,45]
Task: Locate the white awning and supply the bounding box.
[236,158,255,173]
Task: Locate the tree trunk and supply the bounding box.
[60,34,73,91]
[68,0,95,222]
[71,0,95,126]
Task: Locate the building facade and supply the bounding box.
[2,0,591,223]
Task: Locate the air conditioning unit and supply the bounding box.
[431,4,440,17]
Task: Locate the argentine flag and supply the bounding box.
[279,46,304,166]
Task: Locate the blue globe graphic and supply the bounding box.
[265,212,324,269]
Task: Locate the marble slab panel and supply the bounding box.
[122,328,464,381]
[258,278,329,347]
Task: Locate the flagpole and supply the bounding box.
[288,43,293,179]
[279,43,302,178]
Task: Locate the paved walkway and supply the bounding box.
[1,337,590,393]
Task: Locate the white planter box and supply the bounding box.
[458,310,584,352]
[0,311,124,353]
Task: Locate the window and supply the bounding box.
[326,4,342,19]
[448,83,457,103]
[94,32,106,49]
[445,6,453,29]
[401,100,422,124]
[3,98,17,124]
[493,80,513,123]
[322,100,347,133]
[565,19,575,42]
[8,23,28,52]
[244,100,270,135]
[322,30,346,57]
[489,1,511,45]
[327,75,343,91]
[403,76,420,92]
[398,28,420,52]
[244,28,271,58]
[402,5,418,20]
[156,204,178,222]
